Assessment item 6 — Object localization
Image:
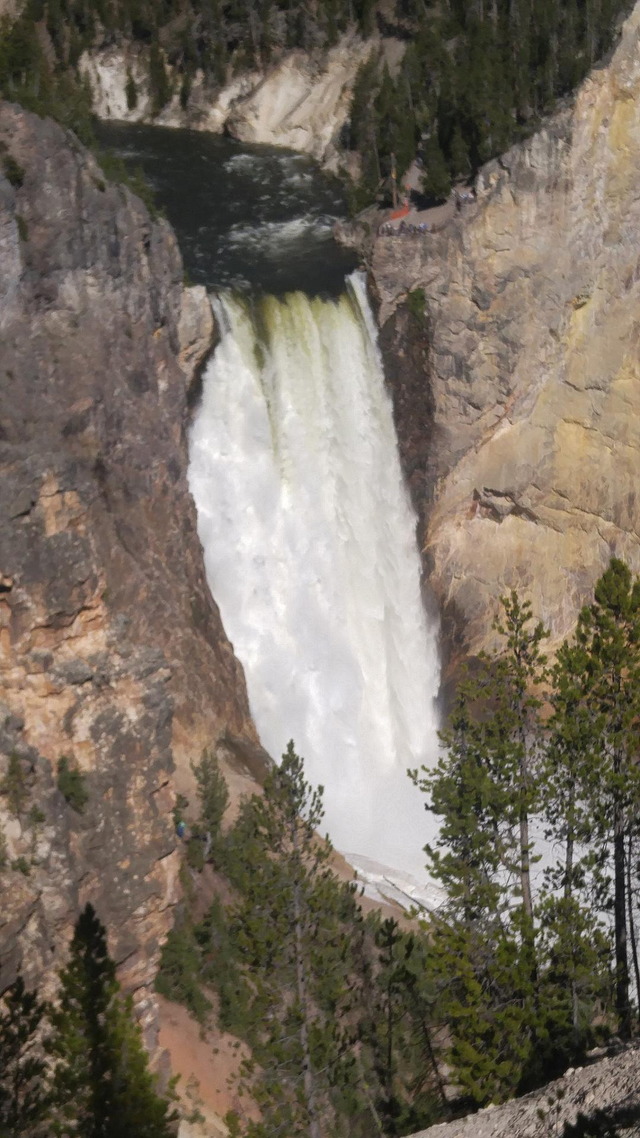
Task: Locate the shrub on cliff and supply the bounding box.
[56,757,89,814]
[0,753,30,818]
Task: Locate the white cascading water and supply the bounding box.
[188,273,440,882]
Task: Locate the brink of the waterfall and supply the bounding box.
[188,273,441,883]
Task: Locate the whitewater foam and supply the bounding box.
[222,214,335,258]
[188,274,441,879]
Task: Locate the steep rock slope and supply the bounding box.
[373,2,640,665]
[0,102,259,1041]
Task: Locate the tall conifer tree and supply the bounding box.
[412,593,549,1102]
[0,976,50,1136]
[552,559,640,1038]
[49,904,176,1138]
[227,743,365,1138]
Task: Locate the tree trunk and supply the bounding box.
[291,824,322,1138]
[614,793,631,1038]
[519,804,533,921]
[386,976,394,1102]
[518,731,533,923]
[626,832,640,1027]
[417,1014,448,1109]
[564,789,579,1035]
[354,1053,384,1137]
[517,696,534,928]
[564,793,575,901]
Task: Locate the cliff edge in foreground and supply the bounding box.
[408,1046,640,1138]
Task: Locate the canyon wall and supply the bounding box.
[0,102,261,1044]
[373,1,640,667]
[79,34,372,172]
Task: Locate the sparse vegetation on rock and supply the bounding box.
[0,753,30,818]
[56,756,89,814]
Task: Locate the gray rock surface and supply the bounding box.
[0,102,259,1047]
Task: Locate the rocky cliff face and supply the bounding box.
[80,34,371,173]
[373,1,640,667]
[0,102,259,1043]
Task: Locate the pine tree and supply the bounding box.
[492,591,549,935]
[0,976,50,1136]
[411,592,550,1102]
[190,749,229,865]
[125,68,138,110]
[148,38,171,115]
[420,135,451,202]
[412,690,538,1103]
[49,903,176,1138]
[226,743,365,1138]
[553,559,640,1038]
[363,916,444,1134]
[0,753,30,818]
[537,635,614,1052]
[349,54,382,192]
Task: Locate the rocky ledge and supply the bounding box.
[0,102,259,1047]
[409,1045,640,1138]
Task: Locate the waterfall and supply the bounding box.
[188,274,440,881]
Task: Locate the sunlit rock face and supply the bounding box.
[0,103,258,1044]
[373,1,640,668]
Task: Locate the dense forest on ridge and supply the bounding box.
[0,0,634,200]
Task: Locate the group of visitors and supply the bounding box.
[378,220,434,236]
[377,184,476,239]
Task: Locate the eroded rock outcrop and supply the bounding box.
[372,2,640,667]
[224,35,372,170]
[0,102,259,1043]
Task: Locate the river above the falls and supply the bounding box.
[96,122,358,296]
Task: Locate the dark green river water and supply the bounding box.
[96,122,358,296]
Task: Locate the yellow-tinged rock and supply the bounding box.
[373,0,640,665]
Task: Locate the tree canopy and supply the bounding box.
[0,0,632,201]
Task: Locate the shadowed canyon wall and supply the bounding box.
[0,102,261,1044]
[373,1,640,671]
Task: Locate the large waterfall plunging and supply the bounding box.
[188,274,440,879]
